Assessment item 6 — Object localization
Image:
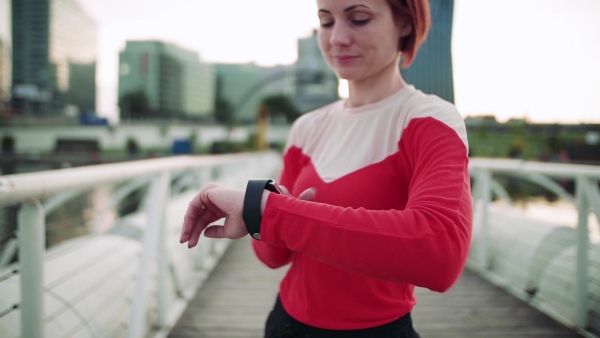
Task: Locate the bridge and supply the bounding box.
[0,152,598,337]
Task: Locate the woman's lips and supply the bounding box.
[334,55,358,64]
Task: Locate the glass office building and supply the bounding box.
[402,0,455,103]
[0,39,9,105]
[11,0,97,116]
[118,40,214,120]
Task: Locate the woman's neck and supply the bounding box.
[345,62,407,108]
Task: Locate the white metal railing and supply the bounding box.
[0,152,282,338]
[3,155,598,336]
[469,158,600,335]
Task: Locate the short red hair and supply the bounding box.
[387,0,431,68]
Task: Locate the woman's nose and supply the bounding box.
[330,23,352,47]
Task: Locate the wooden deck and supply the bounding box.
[168,238,582,338]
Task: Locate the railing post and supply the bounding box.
[156,171,171,329]
[575,176,590,329]
[128,171,170,338]
[18,201,45,338]
[478,170,492,270]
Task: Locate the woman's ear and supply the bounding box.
[396,13,413,51]
[398,23,413,51]
[400,23,413,38]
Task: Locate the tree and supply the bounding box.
[1,135,15,154]
[262,95,301,123]
[214,98,233,125]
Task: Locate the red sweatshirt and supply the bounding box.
[253,85,472,330]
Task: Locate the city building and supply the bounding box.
[11,0,97,117]
[402,0,455,103]
[0,38,9,106]
[118,40,214,120]
[295,30,339,112]
[214,63,295,123]
[0,0,10,115]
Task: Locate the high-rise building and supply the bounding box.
[0,39,9,105]
[0,0,9,109]
[402,0,455,103]
[295,30,339,112]
[118,40,214,119]
[11,0,97,116]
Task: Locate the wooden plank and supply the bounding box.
[169,238,287,338]
[412,269,582,337]
[170,239,581,337]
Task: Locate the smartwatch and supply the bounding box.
[242,179,283,240]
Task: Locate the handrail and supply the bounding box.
[3,156,598,336]
[0,153,257,205]
[469,157,600,335]
[469,158,600,179]
[0,151,282,338]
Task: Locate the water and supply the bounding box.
[503,197,600,241]
[0,183,142,263]
[0,158,150,259]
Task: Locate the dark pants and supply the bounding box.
[264,296,421,338]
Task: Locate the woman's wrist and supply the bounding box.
[243,179,281,240]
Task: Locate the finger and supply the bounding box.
[204,218,248,239]
[204,187,243,216]
[199,187,220,213]
[182,183,227,243]
[187,206,225,247]
[187,218,206,248]
[279,185,291,196]
[298,187,317,201]
[180,193,206,243]
[181,205,205,243]
[203,225,226,239]
[203,188,246,239]
[184,184,233,248]
[197,206,225,226]
[181,212,199,243]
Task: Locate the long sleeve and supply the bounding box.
[251,146,308,268]
[248,86,472,330]
[260,118,472,292]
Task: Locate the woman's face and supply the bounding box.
[316,0,406,83]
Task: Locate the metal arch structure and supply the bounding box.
[228,67,339,123]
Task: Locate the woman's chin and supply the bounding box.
[333,71,361,82]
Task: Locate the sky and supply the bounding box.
[1,0,599,124]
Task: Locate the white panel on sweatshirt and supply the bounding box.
[287,85,469,183]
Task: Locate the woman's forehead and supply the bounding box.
[316,0,388,10]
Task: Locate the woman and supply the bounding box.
[180,0,472,336]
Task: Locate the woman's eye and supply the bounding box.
[320,21,334,28]
[352,19,370,26]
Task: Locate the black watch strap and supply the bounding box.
[243,179,282,240]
